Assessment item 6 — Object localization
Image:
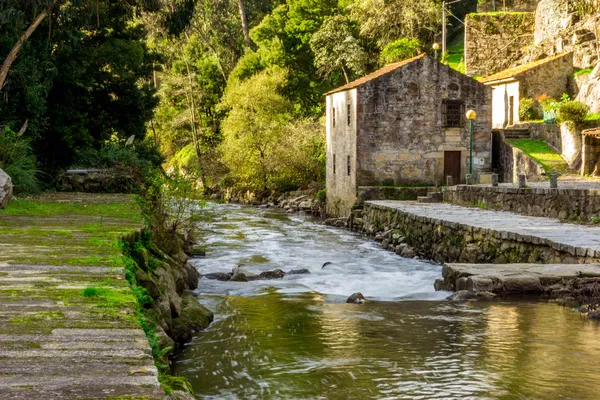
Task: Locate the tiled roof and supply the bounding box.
[480,53,572,84]
[324,53,427,95]
[583,127,600,136]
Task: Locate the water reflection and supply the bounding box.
[172,203,600,399]
[173,293,600,399]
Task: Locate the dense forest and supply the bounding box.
[0,0,477,194]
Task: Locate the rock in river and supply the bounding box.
[259,269,285,279]
[203,272,232,281]
[288,268,310,275]
[347,292,366,304]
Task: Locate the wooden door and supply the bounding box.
[444,151,461,185]
[509,96,515,126]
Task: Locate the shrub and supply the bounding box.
[519,98,541,121]
[557,100,590,123]
[0,127,40,194]
[380,38,421,65]
[72,141,164,193]
[316,189,326,201]
[536,94,559,113]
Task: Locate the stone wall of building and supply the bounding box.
[355,56,492,187]
[465,12,535,77]
[518,53,573,99]
[354,202,599,265]
[477,0,540,12]
[326,89,358,217]
[498,138,546,182]
[444,185,600,222]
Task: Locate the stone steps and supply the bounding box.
[417,190,443,203]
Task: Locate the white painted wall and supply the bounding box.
[326,89,358,217]
[490,80,520,128]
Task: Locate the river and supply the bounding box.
[172,203,600,400]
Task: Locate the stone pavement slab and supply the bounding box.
[367,201,600,254]
[0,194,164,399]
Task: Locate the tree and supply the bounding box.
[380,37,421,65]
[310,16,367,83]
[220,67,292,189]
[0,0,61,91]
[351,0,441,48]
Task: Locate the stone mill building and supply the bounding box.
[325,54,492,217]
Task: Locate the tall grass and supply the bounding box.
[0,128,40,194]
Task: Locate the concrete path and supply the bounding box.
[367,201,600,254]
[0,194,164,399]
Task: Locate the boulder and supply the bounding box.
[0,169,13,209]
[298,200,313,210]
[400,246,416,258]
[188,247,206,257]
[587,310,600,320]
[164,391,196,400]
[434,279,452,291]
[184,263,200,290]
[171,292,214,343]
[288,268,310,275]
[446,290,496,301]
[346,292,366,304]
[258,269,285,279]
[202,272,232,281]
[231,267,257,282]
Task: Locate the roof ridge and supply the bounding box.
[325,53,428,96]
[480,53,572,83]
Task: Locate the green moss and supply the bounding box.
[572,68,593,77]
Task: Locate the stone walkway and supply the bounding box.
[0,194,164,399]
[367,201,600,255]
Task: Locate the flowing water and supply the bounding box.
[173,203,600,400]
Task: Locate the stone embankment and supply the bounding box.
[218,186,326,216]
[352,201,600,264]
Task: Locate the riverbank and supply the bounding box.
[344,200,600,315]
[0,192,207,399]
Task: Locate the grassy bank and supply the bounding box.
[506,139,571,175]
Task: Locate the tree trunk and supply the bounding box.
[182,55,207,189]
[237,0,253,48]
[0,0,60,91]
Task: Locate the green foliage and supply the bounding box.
[556,100,590,123]
[82,287,102,297]
[136,172,204,243]
[351,0,441,47]
[572,68,594,77]
[310,16,367,82]
[1,0,160,178]
[316,189,326,201]
[220,68,324,191]
[380,38,421,65]
[519,98,541,121]
[0,127,40,194]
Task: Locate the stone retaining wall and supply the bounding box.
[353,202,599,265]
[356,186,430,205]
[499,137,546,182]
[465,12,535,77]
[443,184,600,222]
